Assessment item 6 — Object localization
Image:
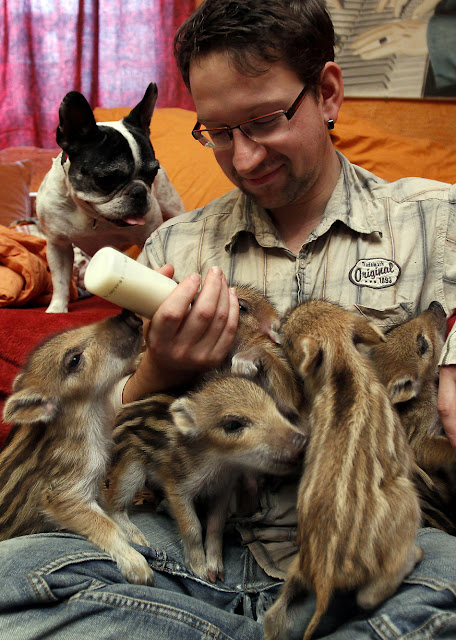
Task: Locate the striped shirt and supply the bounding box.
[139,151,456,577]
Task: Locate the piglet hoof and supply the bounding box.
[207,567,225,584]
[119,549,155,585]
[188,550,209,581]
[206,556,225,583]
[128,530,150,547]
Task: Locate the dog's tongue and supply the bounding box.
[124,216,146,226]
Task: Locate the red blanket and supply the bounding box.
[0,296,120,447]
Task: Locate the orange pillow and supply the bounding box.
[0,147,58,192]
[0,160,32,226]
[333,112,456,184]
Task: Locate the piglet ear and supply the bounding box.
[298,336,322,377]
[352,316,385,347]
[3,390,58,425]
[387,375,419,404]
[169,396,200,436]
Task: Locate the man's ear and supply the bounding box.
[319,61,344,126]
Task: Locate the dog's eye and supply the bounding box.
[142,161,159,186]
[94,173,125,193]
[238,299,249,313]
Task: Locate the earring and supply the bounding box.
[327,119,335,130]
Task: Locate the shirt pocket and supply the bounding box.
[353,302,414,330]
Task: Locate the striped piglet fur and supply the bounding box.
[106,373,307,584]
[264,300,422,640]
[106,285,306,584]
[0,310,154,586]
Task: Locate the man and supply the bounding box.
[1,2,456,639]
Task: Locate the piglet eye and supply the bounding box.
[69,354,82,369]
[222,417,247,433]
[65,352,83,373]
[417,335,429,356]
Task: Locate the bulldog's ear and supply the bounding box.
[123,82,158,133]
[56,91,101,153]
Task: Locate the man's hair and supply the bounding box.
[174,0,335,93]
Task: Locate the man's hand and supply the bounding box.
[123,265,239,403]
[438,364,456,449]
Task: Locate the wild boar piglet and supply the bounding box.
[107,372,307,583]
[1,310,154,586]
[264,299,422,640]
[231,284,302,413]
[370,301,451,469]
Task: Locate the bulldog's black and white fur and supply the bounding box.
[37,83,185,313]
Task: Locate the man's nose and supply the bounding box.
[231,128,268,175]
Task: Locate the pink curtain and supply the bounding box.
[0,0,195,149]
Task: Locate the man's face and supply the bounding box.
[189,53,334,215]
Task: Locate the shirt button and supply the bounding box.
[299,259,306,268]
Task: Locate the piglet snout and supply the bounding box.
[117,309,143,331]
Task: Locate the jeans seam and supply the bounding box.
[28,572,56,602]
[369,615,400,640]
[33,551,114,576]
[75,591,238,640]
[370,612,456,640]
[403,574,456,597]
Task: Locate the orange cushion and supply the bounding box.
[2,107,455,220]
[332,112,456,184]
[0,160,32,226]
[0,147,58,192]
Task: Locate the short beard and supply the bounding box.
[237,170,316,211]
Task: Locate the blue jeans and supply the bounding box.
[0,508,456,639]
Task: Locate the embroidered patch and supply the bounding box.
[349,258,401,289]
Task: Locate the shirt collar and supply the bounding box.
[225,151,382,252]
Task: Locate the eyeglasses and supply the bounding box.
[192,86,308,149]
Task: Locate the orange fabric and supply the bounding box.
[0,160,32,226]
[332,111,456,184]
[339,98,456,148]
[0,147,58,192]
[0,225,78,307]
[1,104,455,216]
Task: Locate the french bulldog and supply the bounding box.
[37,82,185,313]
